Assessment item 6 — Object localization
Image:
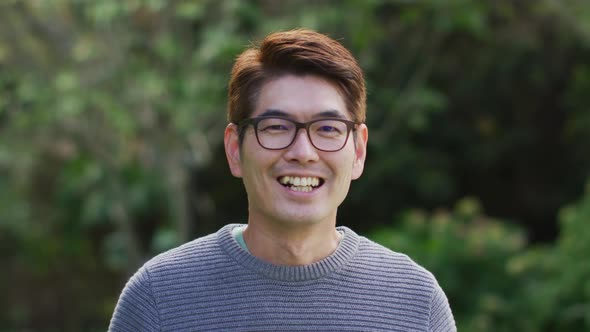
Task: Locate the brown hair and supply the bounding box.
[227,29,366,131]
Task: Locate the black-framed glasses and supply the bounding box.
[239,117,357,152]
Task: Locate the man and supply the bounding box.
[109,29,456,331]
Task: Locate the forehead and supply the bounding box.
[253,74,349,120]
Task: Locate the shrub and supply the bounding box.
[370,188,590,331]
[370,197,534,331]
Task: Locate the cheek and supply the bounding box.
[241,152,276,186]
[327,154,356,182]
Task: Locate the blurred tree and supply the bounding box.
[1,0,590,330]
[0,0,240,329]
[335,0,590,241]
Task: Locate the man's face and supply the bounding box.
[224,74,368,227]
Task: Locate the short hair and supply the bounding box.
[227,29,366,134]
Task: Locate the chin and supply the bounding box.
[273,210,333,226]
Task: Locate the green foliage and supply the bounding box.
[506,182,590,331]
[371,198,527,331]
[371,190,590,331]
[1,0,590,330]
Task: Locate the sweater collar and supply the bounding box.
[218,223,360,282]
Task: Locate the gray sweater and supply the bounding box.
[109,224,456,331]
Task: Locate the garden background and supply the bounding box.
[1,0,590,331]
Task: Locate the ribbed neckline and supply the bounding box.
[218,223,360,282]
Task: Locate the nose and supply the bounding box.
[283,128,319,163]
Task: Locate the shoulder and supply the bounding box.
[147,231,218,266]
[141,226,233,278]
[109,230,227,332]
[354,235,439,286]
[118,230,222,294]
[336,231,455,330]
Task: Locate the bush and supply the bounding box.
[369,192,590,331]
[519,181,590,330]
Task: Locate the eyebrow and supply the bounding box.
[259,109,290,117]
[314,110,346,119]
[259,109,347,119]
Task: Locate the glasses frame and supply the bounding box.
[238,116,358,152]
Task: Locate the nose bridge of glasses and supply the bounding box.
[291,122,315,147]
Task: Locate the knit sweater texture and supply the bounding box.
[109,224,456,331]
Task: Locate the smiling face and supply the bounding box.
[224,74,368,228]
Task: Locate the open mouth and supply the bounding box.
[277,176,324,192]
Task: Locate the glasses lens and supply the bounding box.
[256,118,296,149]
[309,120,349,151]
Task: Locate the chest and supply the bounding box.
[154,275,431,331]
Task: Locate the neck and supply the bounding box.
[243,220,342,266]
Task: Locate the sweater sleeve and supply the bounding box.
[429,282,456,332]
[108,266,160,332]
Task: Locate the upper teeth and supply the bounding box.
[279,176,320,187]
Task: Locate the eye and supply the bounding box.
[318,125,341,133]
[313,120,346,137]
[257,118,293,133]
[261,124,287,131]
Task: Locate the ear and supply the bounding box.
[351,123,368,180]
[224,123,243,178]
